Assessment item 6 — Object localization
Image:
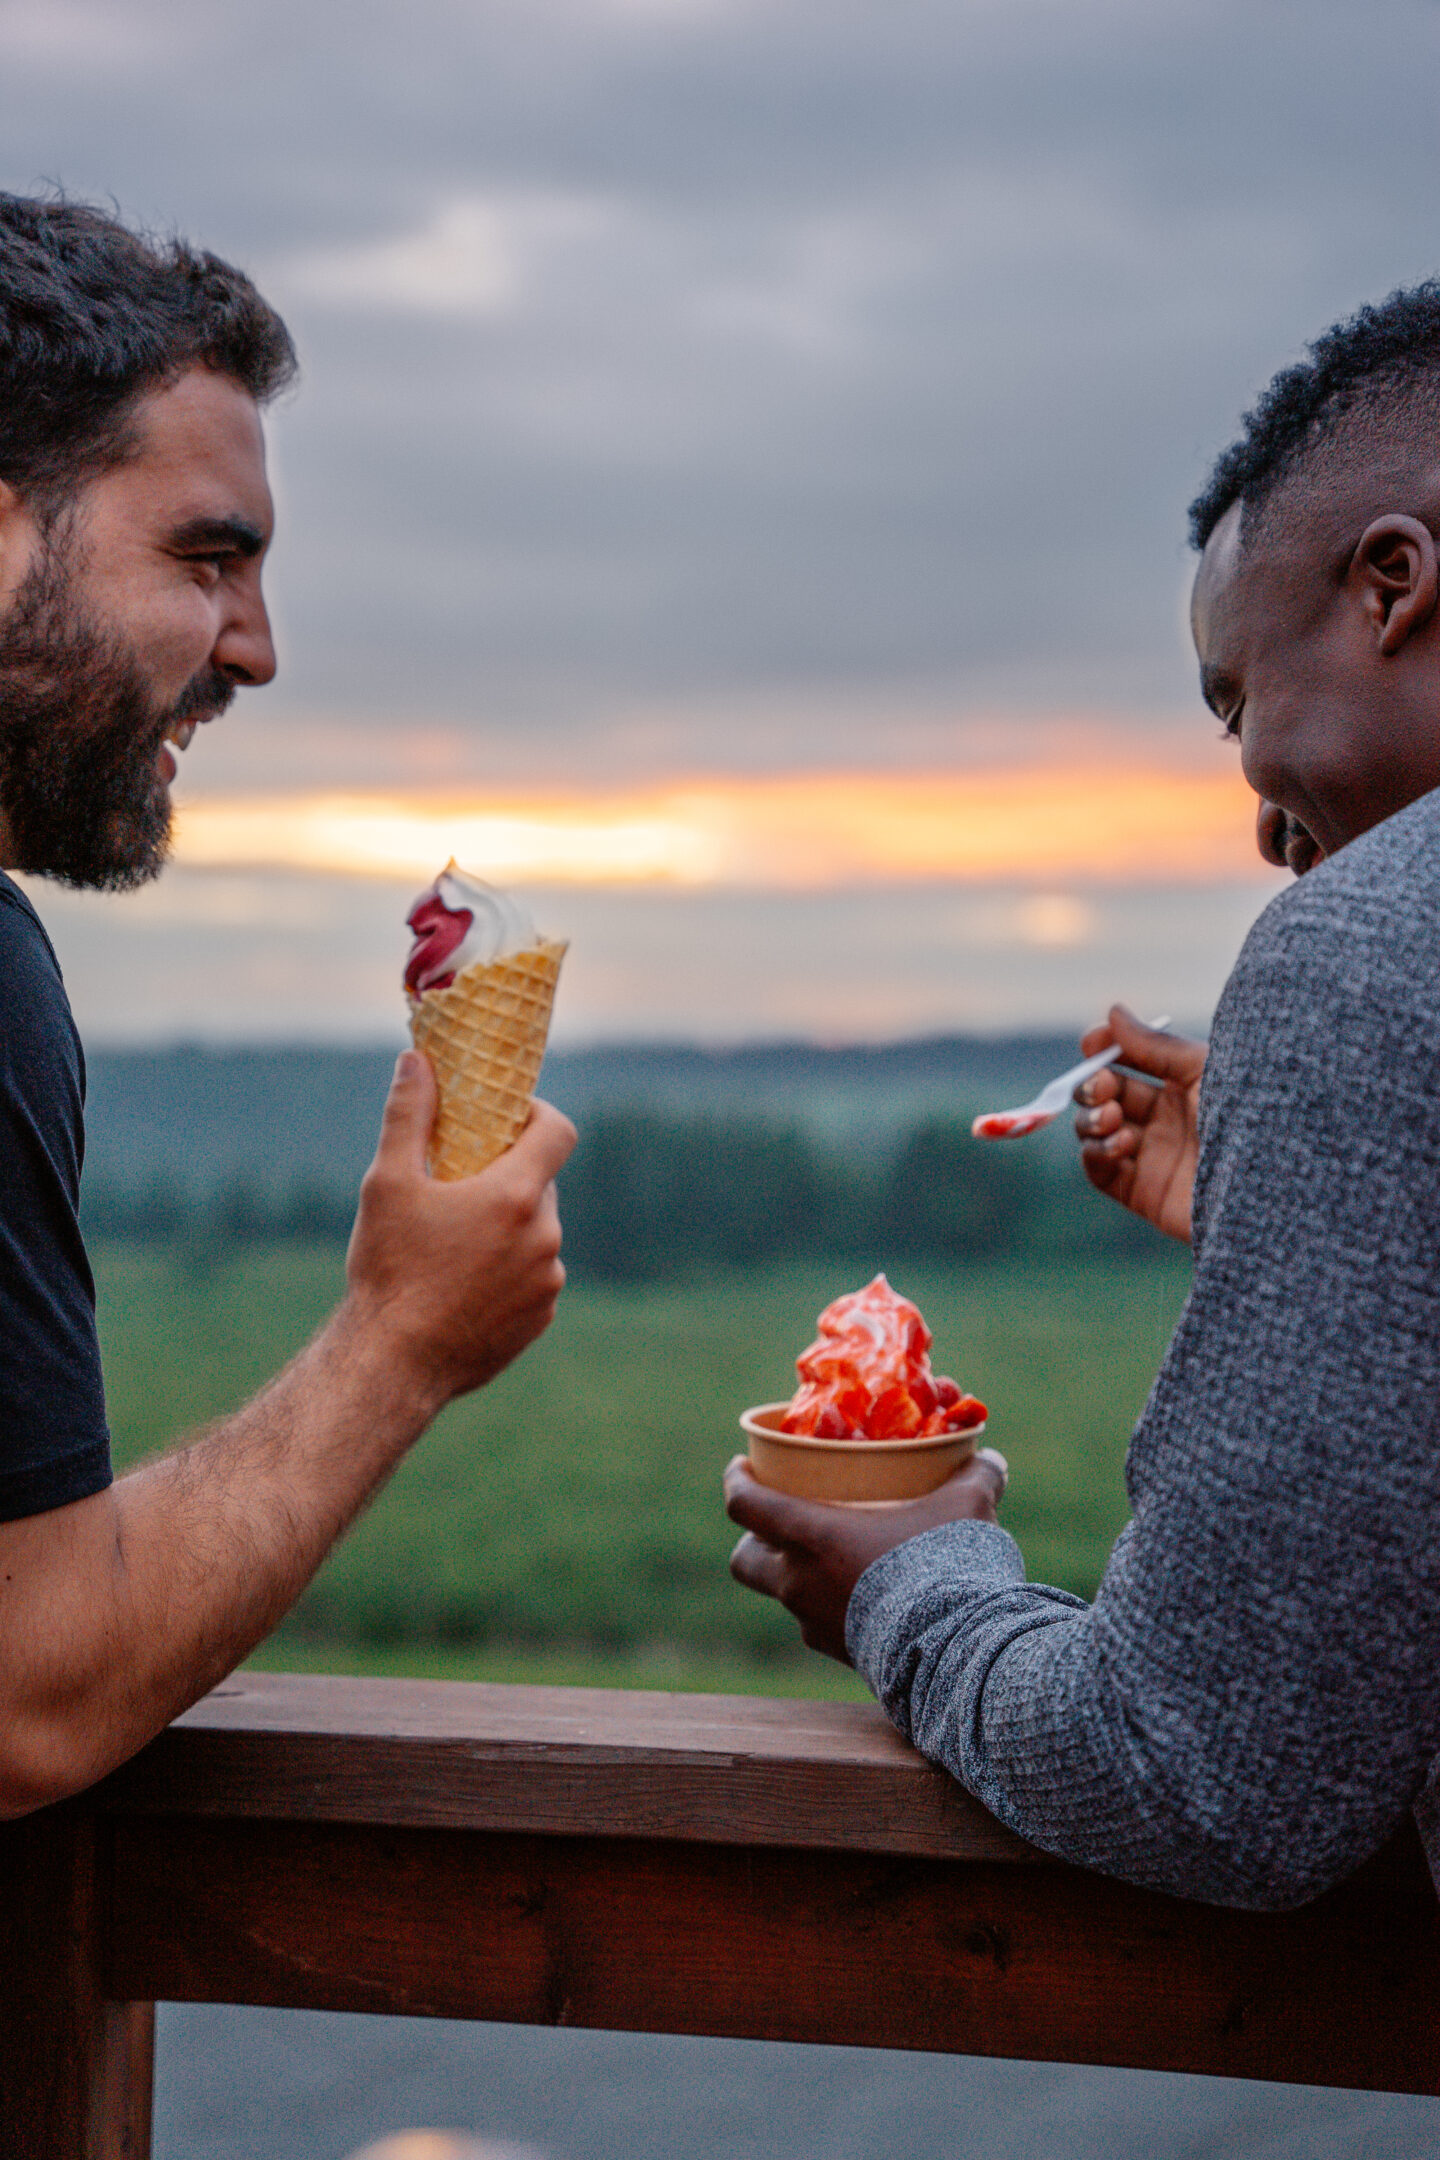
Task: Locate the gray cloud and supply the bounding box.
[1,0,1438,760]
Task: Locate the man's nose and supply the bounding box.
[214,584,278,688]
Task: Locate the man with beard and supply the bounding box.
[726,280,1440,1910]
[0,195,575,1814]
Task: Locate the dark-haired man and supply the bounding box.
[0,195,575,1814]
[727,280,1440,1909]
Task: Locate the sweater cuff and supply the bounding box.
[845,1518,1026,1727]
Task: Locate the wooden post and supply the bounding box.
[0,1804,154,2160]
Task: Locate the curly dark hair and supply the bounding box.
[1188,280,1440,552]
[0,192,296,511]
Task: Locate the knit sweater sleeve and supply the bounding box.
[848,804,1440,1909]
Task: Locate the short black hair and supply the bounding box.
[0,192,296,510]
[1188,280,1440,552]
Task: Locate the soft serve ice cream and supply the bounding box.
[740,1274,988,1501]
[404,861,566,1180]
[780,1274,986,1441]
[405,864,540,995]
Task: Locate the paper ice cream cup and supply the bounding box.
[739,1402,985,1505]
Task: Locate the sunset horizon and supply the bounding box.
[170,755,1265,891]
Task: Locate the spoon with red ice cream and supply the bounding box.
[972,1016,1171,1140]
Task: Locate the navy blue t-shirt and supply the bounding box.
[0,874,111,1520]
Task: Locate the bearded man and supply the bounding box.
[727,280,1440,1909]
[0,194,574,1813]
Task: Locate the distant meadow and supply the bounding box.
[88,1034,1191,1693]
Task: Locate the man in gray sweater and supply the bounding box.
[725,280,1440,1910]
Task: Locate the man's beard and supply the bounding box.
[0,533,233,893]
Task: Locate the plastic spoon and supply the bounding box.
[971,1018,1172,1140]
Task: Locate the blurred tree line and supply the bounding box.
[82,1108,1154,1273]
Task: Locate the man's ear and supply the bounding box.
[1347,514,1440,656]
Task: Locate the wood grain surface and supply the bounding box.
[11,1669,1440,2155]
[0,1807,153,2160]
[97,1670,1036,1861]
[105,1809,1440,2095]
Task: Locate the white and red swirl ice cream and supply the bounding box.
[403,861,566,1181]
[404,862,538,996]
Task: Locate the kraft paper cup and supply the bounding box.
[739,1401,985,1505]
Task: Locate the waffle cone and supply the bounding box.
[408,940,567,1180]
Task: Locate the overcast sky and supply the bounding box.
[0,0,1430,1034]
[6,0,1438,761]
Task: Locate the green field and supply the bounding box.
[94,1243,1191,1691]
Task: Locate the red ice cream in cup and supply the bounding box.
[739,1274,987,1503]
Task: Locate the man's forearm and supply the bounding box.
[0,1060,573,1814]
[0,1297,443,1813]
[847,1501,1439,1912]
[846,1525,1308,1907]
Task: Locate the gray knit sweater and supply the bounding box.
[847,786,1440,1911]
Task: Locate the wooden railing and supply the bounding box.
[4,1671,1440,2157]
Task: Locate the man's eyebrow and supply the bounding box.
[166,514,266,559]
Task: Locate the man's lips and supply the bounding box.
[1257,801,1325,877]
[155,708,221,782]
[1283,823,1325,876]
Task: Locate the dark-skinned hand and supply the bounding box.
[1071,1004,1206,1245]
[723,1448,1009,1663]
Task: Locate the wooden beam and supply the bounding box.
[0,1806,154,2160]
[99,1671,1034,1861]
[104,1812,1440,2095]
[89,1672,1440,2096]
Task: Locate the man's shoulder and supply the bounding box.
[0,873,81,1091]
[1240,787,1440,973]
[0,871,63,979]
[1210,787,1440,1110]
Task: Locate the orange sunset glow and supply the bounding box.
[173,763,1264,888]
